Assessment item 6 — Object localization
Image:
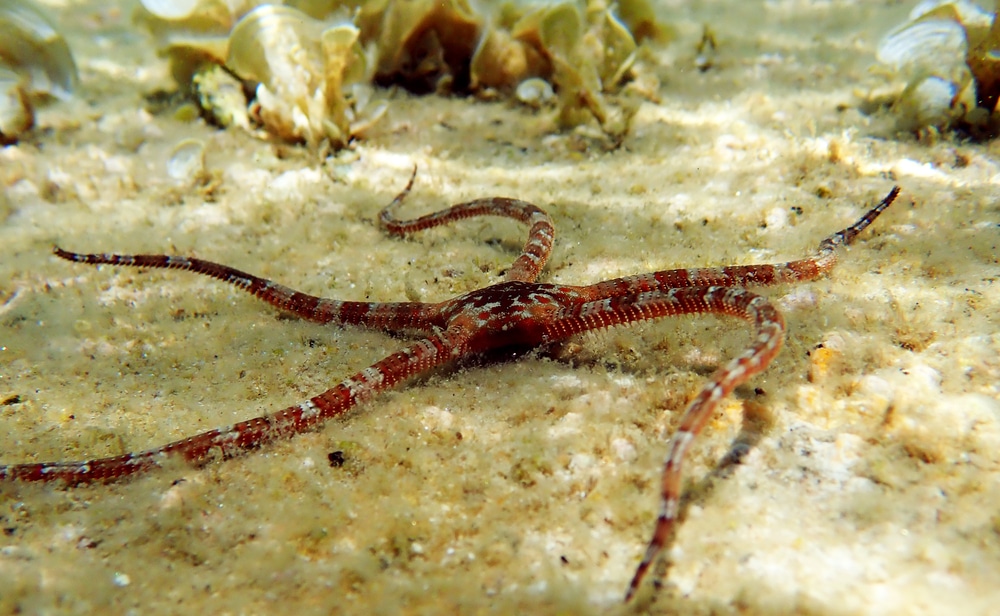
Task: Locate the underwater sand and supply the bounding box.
[2,0,1000,614]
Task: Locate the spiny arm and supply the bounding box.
[53,248,445,333]
[542,286,786,601]
[0,331,465,485]
[379,167,556,283]
[582,187,900,301]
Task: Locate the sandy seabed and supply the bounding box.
[2,0,1000,614]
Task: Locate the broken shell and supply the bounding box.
[964,8,1000,113]
[166,138,207,182]
[0,66,33,144]
[348,96,388,139]
[319,23,369,145]
[0,0,79,99]
[543,2,583,51]
[324,24,368,87]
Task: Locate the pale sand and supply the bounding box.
[2,1,1000,614]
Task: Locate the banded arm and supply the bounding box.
[582,186,901,302]
[379,167,556,283]
[0,330,467,485]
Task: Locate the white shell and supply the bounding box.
[877,18,967,77]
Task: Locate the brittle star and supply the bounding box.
[0,167,900,601]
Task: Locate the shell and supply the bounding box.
[0,0,79,100]
[0,0,79,143]
[593,8,639,91]
[227,5,366,148]
[136,0,254,34]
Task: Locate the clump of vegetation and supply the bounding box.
[136,0,668,149]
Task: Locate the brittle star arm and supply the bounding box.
[581,186,901,301]
[0,330,468,485]
[544,286,785,601]
[547,188,900,601]
[379,167,556,283]
[52,248,446,333]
